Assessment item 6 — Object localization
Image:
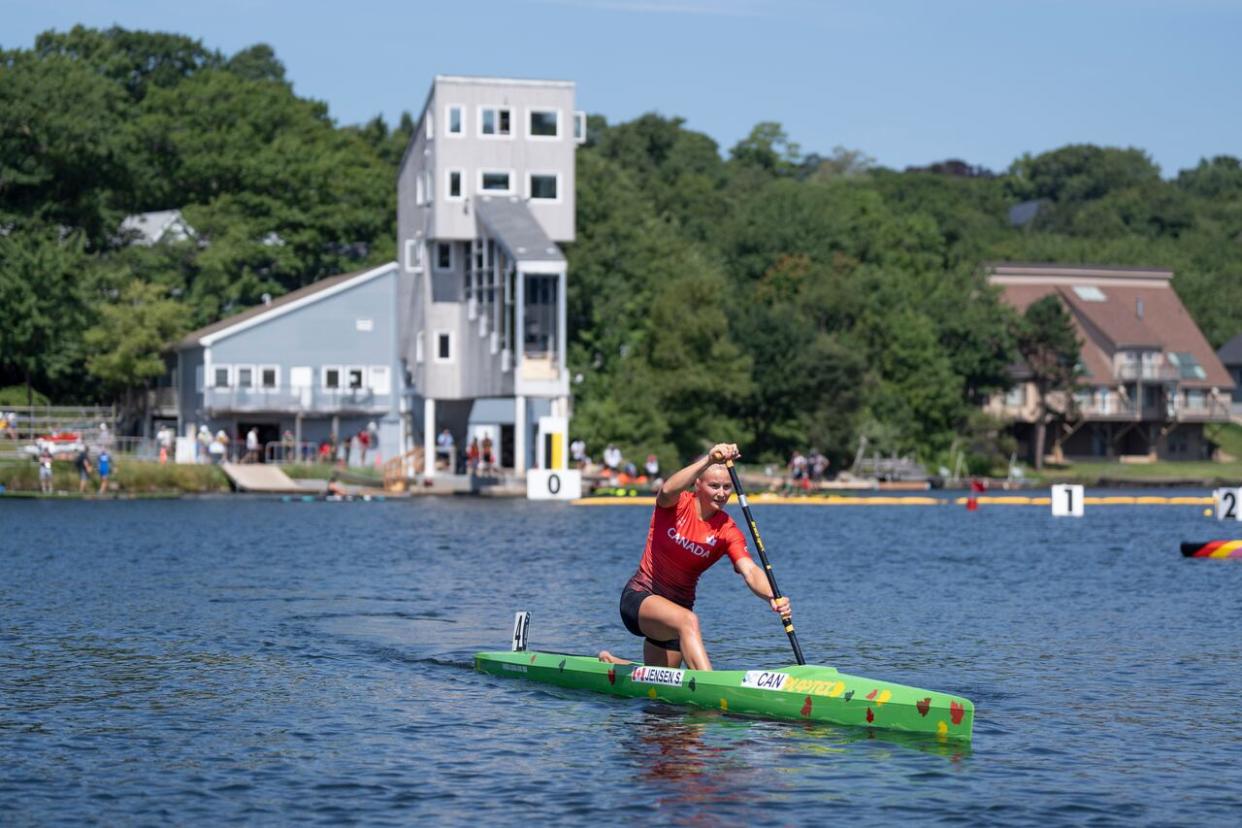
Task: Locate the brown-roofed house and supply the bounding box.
[985,264,1236,463]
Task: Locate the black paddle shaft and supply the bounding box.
[725,460,807,666]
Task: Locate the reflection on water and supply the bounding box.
[3,496,1242,825]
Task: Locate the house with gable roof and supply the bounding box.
[985,263,1235,462]
[171,262,404,461]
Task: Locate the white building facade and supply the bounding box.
[397,76,584,476]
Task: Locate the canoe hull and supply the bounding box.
[475,650,973,741]
[1181,540,1242,558]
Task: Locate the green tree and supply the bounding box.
[729,121,801,177]
[1015,296,1082,469]
[84,279,190,427]
[0,50,135,245]
[0,228,92,402]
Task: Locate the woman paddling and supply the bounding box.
[599,443,791,671]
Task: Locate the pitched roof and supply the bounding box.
[119,209,194,245]
[1218,332,1242,366]
[474,197,566,265]
[989,263,1234,389]
[179,262,396,348]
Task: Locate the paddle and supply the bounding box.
[725,459,806,666]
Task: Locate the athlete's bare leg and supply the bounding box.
[643,640,683,669]
[597,650,633,664]
[636,594,711,671]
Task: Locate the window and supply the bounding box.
[1004,385,1024,407]
[425,110,434,139]
[324,366,342,390]
[446,169,464,200]
[1187,389,1206,409]
[290,366,312,388]
[1072,285,1106,302]
[435,331,453,363]
[405,239,423,272]
[212,366,231,388]
[415,173,425,205]
[446,105,464,136]
[424,170,434,204]
[528,108,560,138]
[347,367,365,390]
[529,172,559,202]
[574,111,586,144]
[435,242,454,271]
[1169,352,1207,380]
[479,170,513,194]
[479,106,512,137]
[368,366,391,395]
[236,366,254,389]
[415,331,424,363]
[259,365,279,390]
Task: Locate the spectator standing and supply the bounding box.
[357,427,371,465]
[788,450,807,481]
[467,437,481,473]
[74,446,92,493]
[480,432,495,473]
[38,446,54,494]
[366,422,380,465]
[245,427,260,463]
[809,449,829,481]
[97,449,112,494]
[436,428,454,470]
[197,426,211,463]
[281,430,296,463]
[210,432,226,464]
[603,443,623,473]
[158,425,173,465]
[570,438,586,469]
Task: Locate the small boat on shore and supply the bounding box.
[475,649,974,741]
[1181,540,1242,558]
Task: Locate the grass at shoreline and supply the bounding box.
[1034,459,1242,486]
[0,458,380,495]
[0,458,229,494]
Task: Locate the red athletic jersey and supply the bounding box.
[626,490,751,608]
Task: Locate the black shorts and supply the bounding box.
[619,586,681,651]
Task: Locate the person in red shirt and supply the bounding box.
[599,442,792,671]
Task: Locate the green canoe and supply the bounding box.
[475,650,974,742]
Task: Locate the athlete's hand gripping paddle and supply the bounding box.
[725,459,806,666]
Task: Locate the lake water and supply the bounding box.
[3,494,1241,825]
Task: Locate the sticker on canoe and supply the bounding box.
[502,664,527,673]
[630,666,685,687]
[741,671,790,691]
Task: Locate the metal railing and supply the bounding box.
[204,385,390,414]
[0,405,118,459]
[1114,363,1178,382]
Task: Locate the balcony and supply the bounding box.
[1170,397,1233,422]
[1114,363,1178,382]
[146,387,179,414]
[205,385,390,415]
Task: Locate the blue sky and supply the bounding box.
[5,0,1239,175]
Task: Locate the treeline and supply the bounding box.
[3,27,1241,469]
